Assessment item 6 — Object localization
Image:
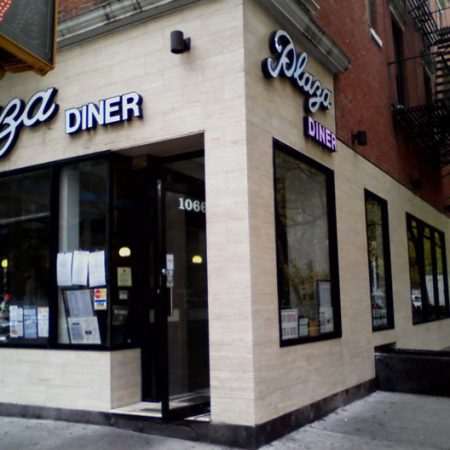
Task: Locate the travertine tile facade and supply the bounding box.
[243,1,450,425]
[0,0,448,428]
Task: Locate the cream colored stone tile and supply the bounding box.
[210,395,255,426]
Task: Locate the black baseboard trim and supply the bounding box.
[0,378,376,449]
[375,348,450,397]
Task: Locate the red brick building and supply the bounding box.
[316,0,450,213]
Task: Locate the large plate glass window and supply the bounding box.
[57,160,108,346]
[274,141,341,345]
[407,214,449,324]
[364,190,394,330]
[0,169,51,344]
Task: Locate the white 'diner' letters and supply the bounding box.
[0,87,59,158]
[262,30,332,113]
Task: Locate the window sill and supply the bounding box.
[370,28,383,48]
[373,325,395,332]
[413,315,450,325]
[280,330,342,347]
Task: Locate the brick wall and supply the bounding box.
[58,0,102,21]
[316,1,447,213]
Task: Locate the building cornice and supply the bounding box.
[256,0,351,74]
[58,0,202,48]
[58,0,350,75]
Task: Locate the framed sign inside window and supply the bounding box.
[0,0,58,75]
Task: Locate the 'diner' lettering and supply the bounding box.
[65,92,143,135]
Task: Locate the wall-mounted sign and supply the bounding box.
[0,0,57,75]
[65,92,143,135]
[0,88,144,159]
[261,30,332,114]
[0,87,59,158]
[304,116,336,152]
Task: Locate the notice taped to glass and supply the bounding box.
[281,308,299,340]
[68,317,101,344]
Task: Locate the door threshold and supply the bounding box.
[110,401,210,422]
[110,401,162,418]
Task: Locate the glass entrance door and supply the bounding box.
[156,156,210,420]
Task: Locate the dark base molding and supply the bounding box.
[0,379,376,449]
[375,348,450,397]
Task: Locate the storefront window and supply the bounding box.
[364,191,394,330]
[58,160,108,345]
[274,143,341,345]
[0,170,51,344]
[407,215,449,324]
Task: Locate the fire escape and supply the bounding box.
[392,0,450,168]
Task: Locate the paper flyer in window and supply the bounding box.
[65,290,94,318]
[299,317,309,337]
[72,250,89,286]
[281,308,299,340]
[68,317,101,344]
[9,305,23,338]
[37,307,49,338]
[318,280,332,307]
[88,251,106,287]
[57,252,73,286]
[318,280,333,333]
[24,307,37,339]
[117,267,132,287]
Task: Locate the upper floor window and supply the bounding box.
[392,17,406,105]
[368,0,378,30]
[368,0,383,46]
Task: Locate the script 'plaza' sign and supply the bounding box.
[261,30,332,114]
[0,87,59,158]
[0,88,143,158]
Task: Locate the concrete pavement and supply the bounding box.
[0,391,449,449]
[263,391,450,450]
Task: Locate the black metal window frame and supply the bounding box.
[273,139,342,347]
[0,152,138,351]
[406,213,450,325]
[364,190,395,332]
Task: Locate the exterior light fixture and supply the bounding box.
[192,255,202,264]
[170,30,191,54]
[351,130,368,146]
[411,178,422,192]
[118,247,131,257]
[1,259,7,269]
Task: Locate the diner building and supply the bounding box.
[0,0,449,447]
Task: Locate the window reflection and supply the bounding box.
[0,170,51,343]
[275,147,339,343]
[365,192,393,330]
[407,215,449,324]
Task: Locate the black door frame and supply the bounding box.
[142,152,210,421]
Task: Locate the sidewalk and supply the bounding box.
[0,391,449,450]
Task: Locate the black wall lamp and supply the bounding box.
[170,30,191,54]
[351,130,368,146]
[410,178,423,192]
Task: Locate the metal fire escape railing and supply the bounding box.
[406,0,440,46]
[392,0,450,168]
